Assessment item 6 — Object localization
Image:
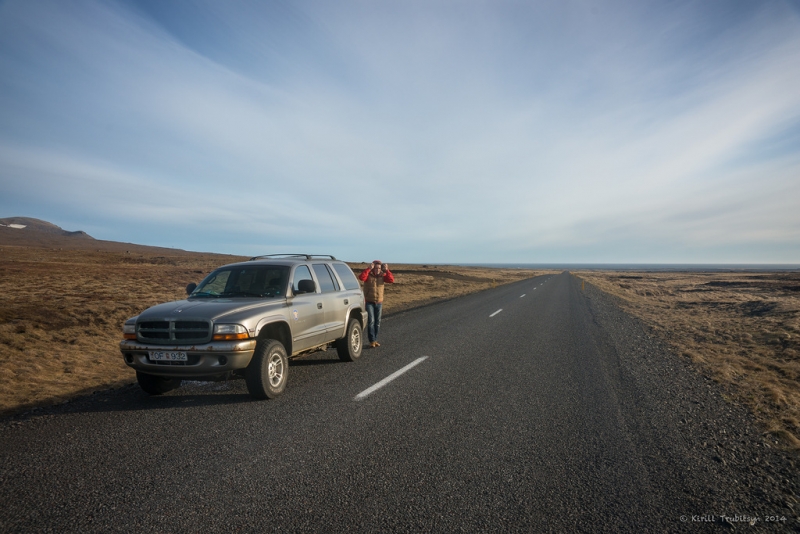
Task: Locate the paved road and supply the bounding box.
[1,273,796,532]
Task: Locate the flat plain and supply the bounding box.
[1,220,798,457]
[0,230,541,414]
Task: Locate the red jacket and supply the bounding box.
[359,267,394,303]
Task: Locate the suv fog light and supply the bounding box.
[218,356,228,365]
[124,353,133,364]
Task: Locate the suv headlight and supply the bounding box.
[212,324,249,341]
[122,317,138,340]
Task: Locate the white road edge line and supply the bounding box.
[490,309,503,317]
[354,357,429,401]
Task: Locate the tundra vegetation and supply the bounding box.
[1,228,797,453]
[0,243,540,414]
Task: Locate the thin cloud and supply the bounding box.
[0,0,798,262]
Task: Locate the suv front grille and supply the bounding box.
[137,319,212,345]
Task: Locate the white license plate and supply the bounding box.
[149,351,188,362]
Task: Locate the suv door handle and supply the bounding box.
[344,299,349,305]
[317,303,323,309]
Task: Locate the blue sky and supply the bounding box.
[1,0,799,264]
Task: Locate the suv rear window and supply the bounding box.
[312,264,337,293]
[332,263,361,290]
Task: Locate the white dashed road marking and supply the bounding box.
[354,357,429,400]
[490,309,503,318]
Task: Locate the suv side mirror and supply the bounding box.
[296,279,316,294]
[186,282,197,295]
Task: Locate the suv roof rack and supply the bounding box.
[248,254,338,261]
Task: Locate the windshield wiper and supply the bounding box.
[189,292,221,298]
[218,291,265,298]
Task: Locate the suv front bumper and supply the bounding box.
[120,339,257,378]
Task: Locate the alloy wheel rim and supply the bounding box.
[267,353,284,387]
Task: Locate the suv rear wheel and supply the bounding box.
[136,371,182,395]
[246,339,288,399]
[336,319,363,362]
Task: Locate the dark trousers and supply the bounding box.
[366,302,382,342]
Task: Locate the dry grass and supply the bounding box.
[6,241,797,451]
[0,246,540,415]
[0,246,246,414]
[577,271,800,449]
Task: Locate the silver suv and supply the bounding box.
[120,255,366,399]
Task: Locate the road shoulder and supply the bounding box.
[581,276,798,528]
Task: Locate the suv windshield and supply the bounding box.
[191,265,290,298]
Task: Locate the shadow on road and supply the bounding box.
[289,357,341,366]
[1,350,351,424]
[1,386,255,422]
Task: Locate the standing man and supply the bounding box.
[359,260,394,348]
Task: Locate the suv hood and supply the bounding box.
[137,298,283,322]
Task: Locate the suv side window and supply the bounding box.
[312,264,337,293]
[292,265,315,294]
[332,263,360,290]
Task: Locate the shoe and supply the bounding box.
[370,341,378,348]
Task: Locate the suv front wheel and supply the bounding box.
[336,319,363,362]
[246,339,289,399]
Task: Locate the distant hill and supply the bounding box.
[0,216,190,255]
[0,217,94,239]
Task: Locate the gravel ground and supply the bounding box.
[580,276,799,530]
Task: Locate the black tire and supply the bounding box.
[136,371,182,395]
[336,319,363,362]
[246,339,289,399]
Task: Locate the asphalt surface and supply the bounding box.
[1,272,797,532]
